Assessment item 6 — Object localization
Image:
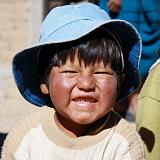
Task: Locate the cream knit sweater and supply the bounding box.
[1,107,145,160]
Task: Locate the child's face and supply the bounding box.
[42,54,118,125]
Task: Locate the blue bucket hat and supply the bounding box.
[13,2,142,107]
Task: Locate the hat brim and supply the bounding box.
[13,19,141,107]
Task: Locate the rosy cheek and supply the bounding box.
[49,77,73,106]
[61,79,73,89]
[101,79,118,97]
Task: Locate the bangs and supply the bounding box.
[56,38,121,68]
[38,28,123,81]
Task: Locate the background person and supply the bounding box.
[98,0,160,120]
[136,57,160,159]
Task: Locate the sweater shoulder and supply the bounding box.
[115,117,145,159]
[1,106,54,160]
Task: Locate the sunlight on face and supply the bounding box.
[47,54,118,126]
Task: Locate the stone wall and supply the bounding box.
[0,0,43,62]
[0,0,43,133]
[0,0,28,62]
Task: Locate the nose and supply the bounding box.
[77,74,95,91]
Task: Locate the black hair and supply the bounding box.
[37,28,124,84]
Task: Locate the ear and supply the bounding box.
[40,84,49,94]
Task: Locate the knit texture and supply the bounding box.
[2,107,145,160]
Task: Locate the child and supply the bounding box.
[136,57,160,159]
[1,2,145,159]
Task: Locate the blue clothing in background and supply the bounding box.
[99,0,160,82]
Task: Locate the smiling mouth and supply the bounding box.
[73,97,97,104]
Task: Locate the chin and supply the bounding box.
[73,117,98,125]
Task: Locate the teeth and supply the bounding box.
[74,98,96,103]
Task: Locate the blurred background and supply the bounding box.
[0,0,98,155]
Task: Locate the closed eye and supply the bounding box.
[94,72,113,75]
[62,70,78,74]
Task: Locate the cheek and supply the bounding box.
[99,78,118,103]
[49,77,73,107]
